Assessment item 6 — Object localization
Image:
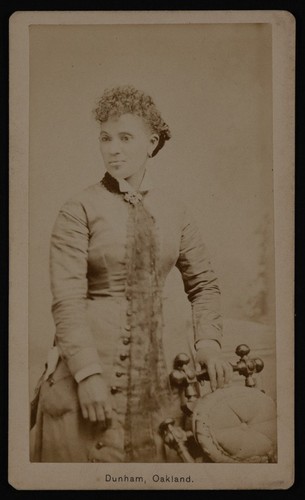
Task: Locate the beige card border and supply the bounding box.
[9,10,295,490]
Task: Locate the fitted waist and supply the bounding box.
[88,287,166,301]
[87,294,129,313]
[87,268,168,299]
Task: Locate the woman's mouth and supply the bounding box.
[109,160,126,166]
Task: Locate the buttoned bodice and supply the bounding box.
[50,181,222,380]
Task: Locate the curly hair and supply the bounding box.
[94,85,171,157]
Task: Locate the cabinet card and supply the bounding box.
[9,10,294,490]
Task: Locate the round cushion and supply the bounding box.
[192,386,277,463]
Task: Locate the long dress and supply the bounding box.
[31,173,222,463]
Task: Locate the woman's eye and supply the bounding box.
[121,135,130,142]
[100,136,110,142]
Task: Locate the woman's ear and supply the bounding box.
[148,134,160,156]
[151,133,159,146]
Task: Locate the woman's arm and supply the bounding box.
[50,198,111,423]
[176,207,232,390]
[50,199,100,377]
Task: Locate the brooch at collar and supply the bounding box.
[123,192,143,206]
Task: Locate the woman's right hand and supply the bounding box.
[77,374,112,427]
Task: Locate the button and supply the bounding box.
[123,337,130,345]
[120,354,128,361]
[126,295,131,301]
[116,372,123,377]
[96,441,104,450]
[127,310,132,316]
[125,325,131,331]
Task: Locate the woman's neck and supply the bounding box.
[124,166,146,191]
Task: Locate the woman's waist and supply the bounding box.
[88,292,126,301]
[86,290,170,336]
[87,266,170,298]
[88,283,167,301]
[87,291,168,311]
[87,293,129,316]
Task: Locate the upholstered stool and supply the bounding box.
[193,385,277,463]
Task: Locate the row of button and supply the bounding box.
[110,320,132,395]
[110,386,121,394]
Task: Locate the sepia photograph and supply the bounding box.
[9,10,294,489]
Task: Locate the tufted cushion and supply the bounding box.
[193,386,277,463]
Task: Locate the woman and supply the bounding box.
[31,85,233,463]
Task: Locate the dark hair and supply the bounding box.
[94,85,171,157]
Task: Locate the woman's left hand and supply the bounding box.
[195,347,233,392]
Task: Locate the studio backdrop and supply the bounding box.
[29,23,275,397]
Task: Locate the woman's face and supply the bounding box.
[99,113,159,187]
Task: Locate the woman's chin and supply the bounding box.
[106,166,127,179]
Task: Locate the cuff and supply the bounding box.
[66,347,102,378]
[74,363,103,383]
[194,339,221,352]
[194,324,223,347]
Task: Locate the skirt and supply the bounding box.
[31,297,191,463]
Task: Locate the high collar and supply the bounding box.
[117,170,154,193]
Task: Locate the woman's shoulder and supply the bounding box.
[59,182,105,210]
[150,186,188,215]
[55,182,106,222]
[150,187,199,232]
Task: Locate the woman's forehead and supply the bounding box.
[101,113,150,134]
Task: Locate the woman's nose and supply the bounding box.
[109,139,122,154]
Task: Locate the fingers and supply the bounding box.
[77,377,112,425]
[104,401,113,428]
[215,361,225,388]
[88,405,97,423]
[207,362,217,392]
[224,362,233,385]
[87,404,106,424]
[95,402,106,423]
[207,360,233,391]
[81,401,112,426]
[80,404,88,420]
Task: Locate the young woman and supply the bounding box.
[31,85,233,463]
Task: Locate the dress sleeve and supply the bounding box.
[50,199,102,380]
[175,207,223,346]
